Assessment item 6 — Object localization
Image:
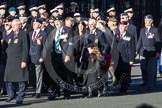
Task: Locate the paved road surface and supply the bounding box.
[0,62,162,108]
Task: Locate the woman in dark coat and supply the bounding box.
[73,21,87,87]
[4,29,28,82]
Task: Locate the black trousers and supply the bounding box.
[115,56,131,92]
[51,53,73,97]
[0,64,6,93]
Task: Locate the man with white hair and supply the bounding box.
[4,19,29,104]
[84,18,110,54]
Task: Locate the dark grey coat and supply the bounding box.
[4,29,29,82]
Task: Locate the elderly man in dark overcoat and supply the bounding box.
[4,19,28,104]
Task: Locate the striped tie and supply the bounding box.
[55,29,61,50]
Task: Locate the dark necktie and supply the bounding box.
[14,32,18,40]
[145,27,149,36]
[32,31,36,43]
[119,34,123,39]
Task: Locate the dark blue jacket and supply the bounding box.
[116,31,135,62]
[136,26,161,57]
[29,30,47,64]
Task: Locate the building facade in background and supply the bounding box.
[0,0,161,28]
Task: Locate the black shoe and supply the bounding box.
[35,93,41,98]
[118,90,127,95]
[48,94,56,100]
[63,96,70,100]
[87,93,93,98]
[1,90,7,95]
[140,83,146,87]
[5,97,14,102]
[97,91,102,97]
[63,97,69,100]
[110,81,118,86]
[118,92,127,95]
[102,89,109,96]
[16,100,23,104]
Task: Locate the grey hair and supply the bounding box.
[88,18,97,25]
[12,19,22,26]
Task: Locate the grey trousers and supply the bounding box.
[35,64,43,94]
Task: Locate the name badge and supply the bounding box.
[147,33,154,38]
[123,36,131,41]
[14,39,18,44]
[60,34,68,39]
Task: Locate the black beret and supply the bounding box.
[86,43,97,48]
[33,18,42,24]
[120,12,128,17]
[19,14,27,17]
[4,18,13,24]
[119,21,128,25]
[54,15,63,21]
[144,15,153,20]
[39,17,46,22]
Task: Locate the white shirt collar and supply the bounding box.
[145,26,151,31]
[90,28,96,34]
[6,29,12,35]
[22,23,26,28]
[34,29,40,34]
